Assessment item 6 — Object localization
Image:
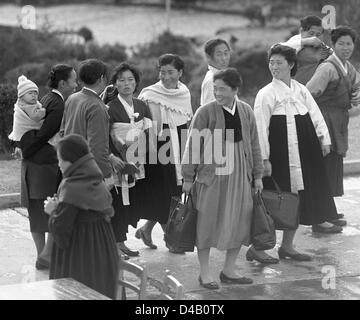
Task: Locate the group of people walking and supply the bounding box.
[9,14,360,297]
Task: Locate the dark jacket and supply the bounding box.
[20,91,64,163]
[107,96,152,161]
[20,91,63,206]
[50,153,114,248]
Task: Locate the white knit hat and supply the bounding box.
[17,75,38,98]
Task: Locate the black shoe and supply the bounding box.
[278,247,312,261]
[219,271,253,284]
[169,247,186,254]
[329,219,347,227]
[312,224,343,234]
[135,229,157,249]
[336,213,344,219]
[120,247,140,257]
[198,276,219,289]
[246,247,279,264]
[35,257,49,270]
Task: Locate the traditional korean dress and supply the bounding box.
[306,53,360,196]
[108,95,152,242]
[138,81,193,224]
[182,99,263,250]
[254,78,338,225]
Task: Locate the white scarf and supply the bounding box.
[138,81,193,185]
[111,121,146,205]
[138,81,193,121]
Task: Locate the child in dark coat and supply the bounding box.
[44,134,119,299]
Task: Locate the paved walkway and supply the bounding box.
[1,176,360,299]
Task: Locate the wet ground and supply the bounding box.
[1,176,360,300]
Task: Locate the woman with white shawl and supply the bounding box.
[135,54,193,253]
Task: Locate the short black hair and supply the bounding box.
[300,15,323,31]
[213,67,242,90]
[56,134,90,163]
[78,59,107,85]
[47,64,74,89]
[268,44,298,77]
[204,38,230,57]
[331,25,357,44]
[158,54,185,72]
[110,63,141,93]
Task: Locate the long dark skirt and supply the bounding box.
[28,199,49,233]
[50,212,119,299]
[21,160,61,232]
[266,113,338,226]
[324,151,344,197]
[134,124,185,225]
[110,187,138,243]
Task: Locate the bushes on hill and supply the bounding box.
[231,47,272,100]
[0,25,273,153]
[0,84,17,153]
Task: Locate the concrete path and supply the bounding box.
[1,176,360,299]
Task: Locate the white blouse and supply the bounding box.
[254,78,330,192]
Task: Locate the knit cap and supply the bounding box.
[17,75,38,98]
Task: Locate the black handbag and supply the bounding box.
[164,193,198,252]
[251,192,276,251]
[262,177,299,230]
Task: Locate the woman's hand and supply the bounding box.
[182,181,193,195]
[254,178,263,194]
[44,196,58,215]
[263,159,272,177]
[322,144,331,157]
[109,154,126,173]
[12,147,22,160]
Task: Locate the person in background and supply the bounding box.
[283,15,332,85]
[18,65,77,270]
[200,38,231,106]
[307,26,360,230]
[182,68,263,289]
[135,54,193,254]
[252,44,341,264]
[45,134,118,299]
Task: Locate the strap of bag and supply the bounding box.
[256,191,267,208]
[168,196,182,221]
[266,176,282,193]
[184,193,195,209]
